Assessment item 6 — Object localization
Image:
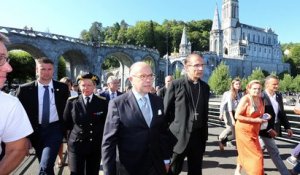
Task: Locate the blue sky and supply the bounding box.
[1,0,299,43]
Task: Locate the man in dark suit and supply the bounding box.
[259,75,292,175]
[164,53,210,175]
[64,73,108,175]
[16,57,70,175]
[157,75,173,99]
[100,76,122,100]
[102,62,171,175]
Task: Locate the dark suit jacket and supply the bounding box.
[259,91,291,138]
[102,91,170,175]
[157,86,167,99]
[63,94,108,154]
[164,76,210,154]
[100,90,123,101]
[16,80,70,141]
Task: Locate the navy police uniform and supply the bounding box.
[63,73,108,175]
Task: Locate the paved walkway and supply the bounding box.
[13,123,297,175]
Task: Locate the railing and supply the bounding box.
[208,100,300,144]
[0,26,159,54]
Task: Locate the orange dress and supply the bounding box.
[235,96,264,175]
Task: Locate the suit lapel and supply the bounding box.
[127,91,149,127]
[148,94,157,127]
[33,81,39,116]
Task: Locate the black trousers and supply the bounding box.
[69,149,101,175]
[168,130,206,175]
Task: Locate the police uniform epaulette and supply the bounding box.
[68,96,78,100]
[95,94,106,100]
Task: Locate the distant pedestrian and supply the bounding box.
[218,78,242,150]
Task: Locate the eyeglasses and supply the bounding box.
[132,74,155,80]
[187,64,206,68]
[0,55,10,66]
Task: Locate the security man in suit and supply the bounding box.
[259,75,292,175]
[164,53,210,175]
[16,57,70,175]
[63,73,108,175]
[102,62,171,175]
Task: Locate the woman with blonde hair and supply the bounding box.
[234,80,270,175]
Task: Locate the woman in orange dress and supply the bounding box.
[234,80,270,175]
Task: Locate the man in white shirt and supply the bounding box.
[0,33,33,174]
[259,75,292,175]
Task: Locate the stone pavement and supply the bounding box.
[13,123,297,175]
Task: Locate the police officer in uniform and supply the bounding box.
[63,73,108,175]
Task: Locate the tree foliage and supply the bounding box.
[80,19,212,57]
[7,50,35,86]
[208,62,231,95]
[101,56,120,70]
[279,74,294,92]
[173,68,184,80]
[57,56,66,80]
[281,43,300,76]
[247,67,265,84]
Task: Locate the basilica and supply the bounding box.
[210,0,289,77]
[168,0,289,81]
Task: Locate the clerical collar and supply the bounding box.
[188,78,200,85]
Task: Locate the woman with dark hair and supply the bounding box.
[218,78,242,150]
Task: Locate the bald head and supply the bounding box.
[129,62,154,95]
[129,62,151,76]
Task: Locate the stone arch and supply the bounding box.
[102,52,133,91]
[7,43,46,59]
[171,61,184,76]
[60,49,89,81]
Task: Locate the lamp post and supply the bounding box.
[165,24,169,76]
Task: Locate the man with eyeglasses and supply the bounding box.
[164,53,210,175]
[102,61,171,175]
[100,76,122,100]
[0,33,33,174]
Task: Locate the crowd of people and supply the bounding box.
[1,32,300,175]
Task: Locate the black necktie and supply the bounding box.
[42,86,50,127]
[85,96,90,108]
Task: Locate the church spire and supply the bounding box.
[179,27,191,56]
[212,4,221,31]
[180,26,188,46]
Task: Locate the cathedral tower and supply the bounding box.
[222,0,239,29]
[222,0,240,57]
[210,4,223,56]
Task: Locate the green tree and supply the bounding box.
[7,50,35,85]
[57,56,66,80]
[292,75,300,92]
[89,22,102,44]
[208,62,231,95]
[173,68,183,79]
[80,29,91,42]
[279,74,294,92]
[101,56,120,70]
[247,67,265,84]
